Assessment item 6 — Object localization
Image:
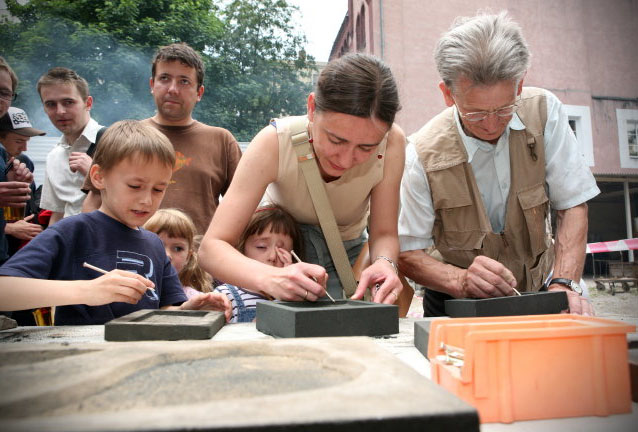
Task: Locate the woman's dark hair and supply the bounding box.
[315,53,401,125]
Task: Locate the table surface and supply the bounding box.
[1,317,636,432]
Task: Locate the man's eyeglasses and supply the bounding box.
[455,99,519,122]
[0,90,17,102]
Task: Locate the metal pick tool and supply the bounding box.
[290,250,336,303]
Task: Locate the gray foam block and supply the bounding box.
[444,291,568,317]
[413,320,431,359]
[104,309,225,341]
[256,299,398,338]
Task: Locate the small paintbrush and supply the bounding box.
[83,262,155,291]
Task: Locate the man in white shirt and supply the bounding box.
[37,67,103,225]
[398,12,599,316]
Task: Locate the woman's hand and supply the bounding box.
[351,258,402,304]
[265,262,328,302]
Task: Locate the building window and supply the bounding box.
[564,104,595,166]
[356,5,366,51]
[568,119,577,138]
[617,109,638,168]
[628,119,638,158]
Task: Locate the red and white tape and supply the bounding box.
[586,238,638,254]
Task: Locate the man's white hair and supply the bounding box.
[434,11,530,92]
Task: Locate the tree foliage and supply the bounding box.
[0,0,314,140]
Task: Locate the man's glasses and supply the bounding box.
[0,90,17,102]
[455,99,519,122]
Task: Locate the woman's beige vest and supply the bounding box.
[264,115,387,241]
[412,87,554,292]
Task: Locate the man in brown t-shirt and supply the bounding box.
[83,43,241,234]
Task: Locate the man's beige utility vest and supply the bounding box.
[412,87,554,292]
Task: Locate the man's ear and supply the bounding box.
[90,164,106,190]
[196,85,204,101]
[516,73,526,96]
[439,81,455,107]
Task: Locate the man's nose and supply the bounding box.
[168,79,179,93]
[55,103,67,115]
[482,113,502,130]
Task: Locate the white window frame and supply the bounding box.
[564,104,595,166]
[617,109,638,168]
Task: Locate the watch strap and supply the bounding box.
[549,278,582,294]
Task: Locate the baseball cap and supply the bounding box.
[0,107,45,137]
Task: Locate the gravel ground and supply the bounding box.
[585,278,638,323]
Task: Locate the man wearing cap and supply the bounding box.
[0,107,46,256]
[0,57,34,264]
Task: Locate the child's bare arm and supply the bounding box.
[162,292,232,322]
[0,271,153,311]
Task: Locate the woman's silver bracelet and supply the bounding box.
[374,255,398,274]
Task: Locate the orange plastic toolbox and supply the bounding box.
[428,314,635,423]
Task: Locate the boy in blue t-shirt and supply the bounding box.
[0,120,231,324]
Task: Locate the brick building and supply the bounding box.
[330,0,638,265]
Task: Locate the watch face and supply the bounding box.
[550,278,583,295]
[569,281,583,294]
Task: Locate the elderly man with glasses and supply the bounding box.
[398,12,599,316]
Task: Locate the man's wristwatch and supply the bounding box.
[548,278,583,295]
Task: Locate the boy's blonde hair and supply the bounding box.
[92,120,175,172]
[144,208,212,293]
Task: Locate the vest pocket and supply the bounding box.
[430,165,481,233]
[429,165,472,210]
[517,183,550,257]
[434,229,486,269]
[524,248,553,291]
[441,230,486,251]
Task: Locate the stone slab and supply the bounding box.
[0,337,479,431]
[104,309,225,341]
[444,291,568,317]
[256,299,398,338]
